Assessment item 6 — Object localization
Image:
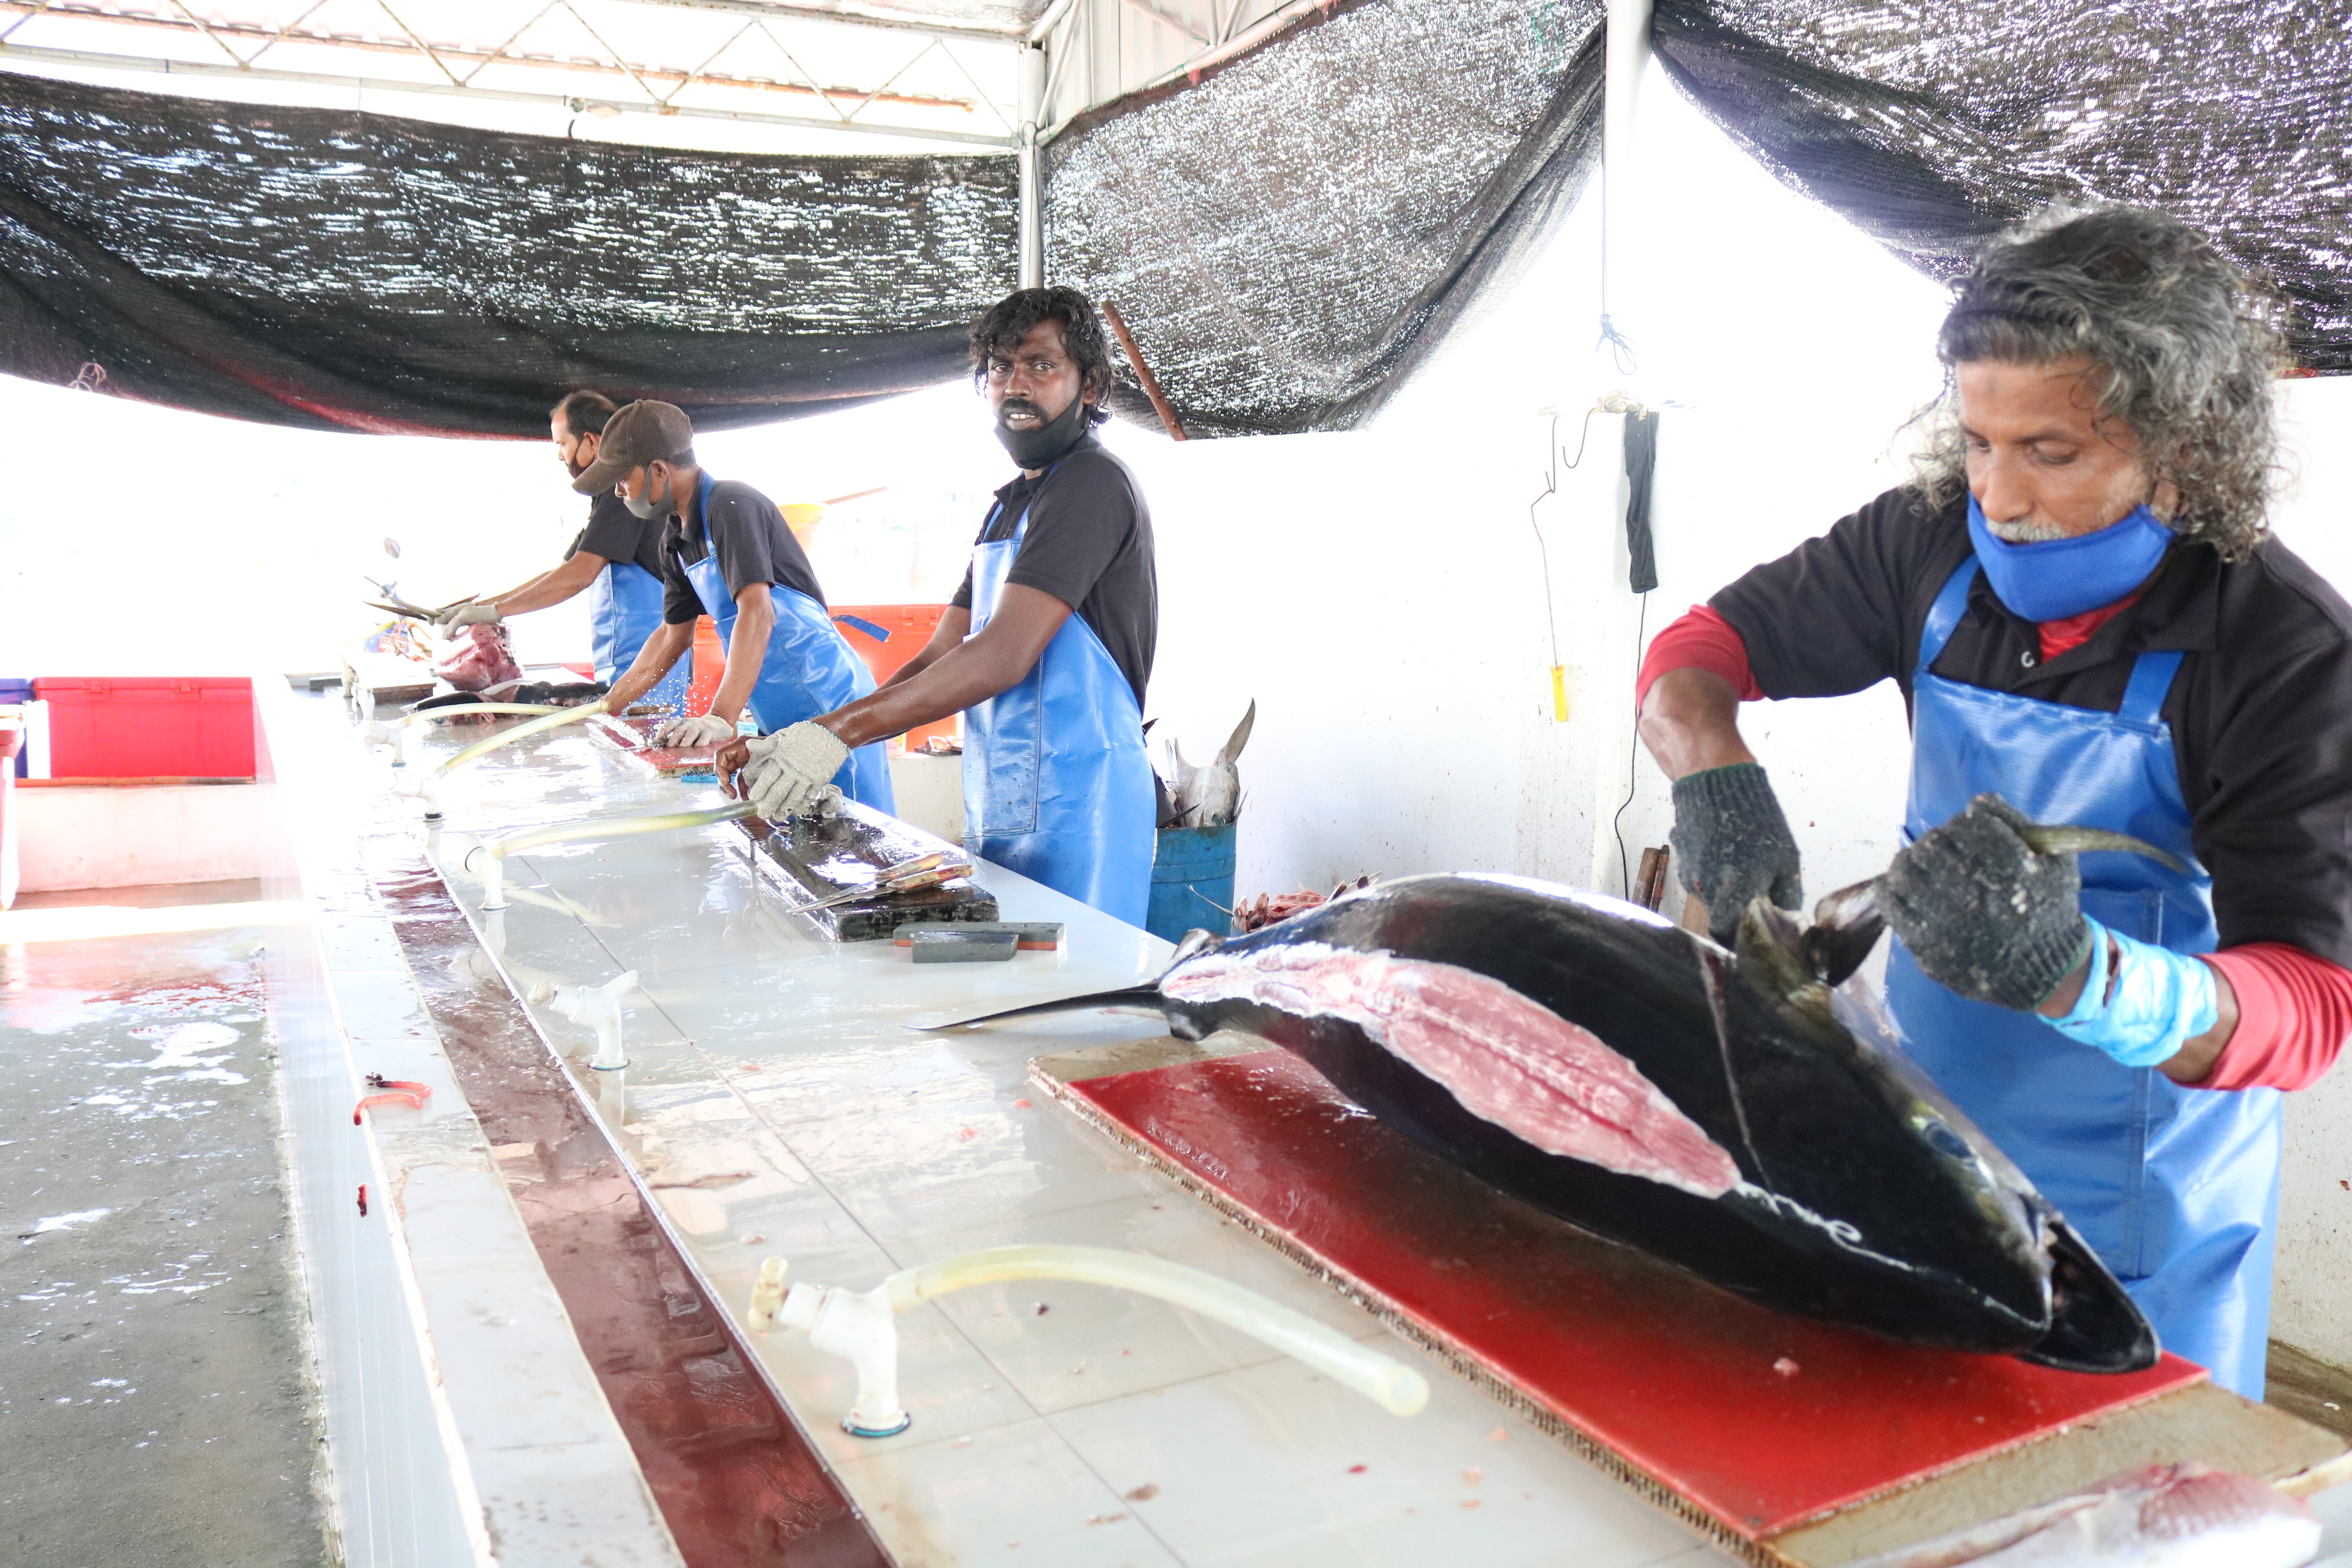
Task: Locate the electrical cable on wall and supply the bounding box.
[1529,407,1599,723]
[1610,590,1651,902]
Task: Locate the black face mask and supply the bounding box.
[995,391,1093,470]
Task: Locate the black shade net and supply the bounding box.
[5,0,2345,441]
[1044,0,2349,437]
[0,72,1018,436]
[1045,0,1608,438]
[1652,0,2352,374]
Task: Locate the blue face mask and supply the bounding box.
[1966,494,2175,622]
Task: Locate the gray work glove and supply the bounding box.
[432,599,503,632]
[649,712,738,749]
[1670,762,1803,946]
[741,720,849,820]
[1878,793,2093,1011]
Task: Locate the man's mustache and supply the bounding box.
[998,398,1047,424]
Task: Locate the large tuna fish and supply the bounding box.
[946,869,2160,1373]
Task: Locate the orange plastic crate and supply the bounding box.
[829,604,957,751]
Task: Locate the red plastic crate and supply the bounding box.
[34,677,256,779]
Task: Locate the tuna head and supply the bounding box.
[1735,889,2155,1373]
[1154,873,2152,1365]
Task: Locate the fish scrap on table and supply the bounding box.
[435,623,524,693]
[1848,1461,2322,1567]
[1233,875,1378,933]
[931,817,2187,1370]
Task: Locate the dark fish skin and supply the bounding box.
[956,872,2156,1371]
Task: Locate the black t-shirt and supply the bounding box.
[659,476,829,625]
[949,437,1158,706]
[565,488,668,579]
[1711,486,2352,968]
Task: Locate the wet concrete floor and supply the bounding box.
[0,880,331,1568]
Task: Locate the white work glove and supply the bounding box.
[741,720,849,820]
[432,600,503,632]
[650,713,739,748]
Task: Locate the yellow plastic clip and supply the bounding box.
[1550,664,1571,722]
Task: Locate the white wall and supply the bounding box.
[13,784,268,890]
[0,379,1010,682]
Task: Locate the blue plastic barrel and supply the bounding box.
[0,679,28,778]
[1147,823,1237,943]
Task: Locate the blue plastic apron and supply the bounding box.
[1887,558,2282,1396]
[676,472,894,813]
[585,555,689,715]
[962,501,1155,926]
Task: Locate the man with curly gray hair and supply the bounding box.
[1636,207,2352,1398]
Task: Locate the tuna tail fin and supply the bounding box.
[2016,823,2188,874]
[1802,878,1887,989]
[1216,699,1257,766]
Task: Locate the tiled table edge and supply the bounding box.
[257,677,688,1568]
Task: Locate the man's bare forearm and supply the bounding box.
[605,620,693,713]
[820,594,1062,749]
[877,612,968,693]
[1638,668,1759,781]
[710,588,774,725]
[493,552,605,617]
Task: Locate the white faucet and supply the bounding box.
[532,970,638,1069]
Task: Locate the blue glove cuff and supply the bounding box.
[2043,918,2219,1069]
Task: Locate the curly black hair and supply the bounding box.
[968,287,1117,426]
[1909,207,2286,561]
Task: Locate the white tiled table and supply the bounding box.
[386,714,1735,1568]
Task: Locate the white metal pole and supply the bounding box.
[1018,40,1046,289]
[1601,0,1652,353]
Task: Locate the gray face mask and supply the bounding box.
[621,469,673,521]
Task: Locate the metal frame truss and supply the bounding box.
[0,0,1024,147]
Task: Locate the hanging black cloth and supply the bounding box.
[1622,410,1659,594]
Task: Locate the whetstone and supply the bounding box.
[731,800,997,942]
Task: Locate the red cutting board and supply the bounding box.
[1049,1048,2204,1542]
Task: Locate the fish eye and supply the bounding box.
[1919,1119,1974,1162]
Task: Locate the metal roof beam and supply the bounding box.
[0,7,988,112]
[621,0,1021,47]
[0,43,1020,146]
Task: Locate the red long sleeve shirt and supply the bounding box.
[1637,603,2351,1091]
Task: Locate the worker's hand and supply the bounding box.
[739,720,850,820]
[432,600,503,632]
[1670,762,1802,946]
[1879,793,2092,1011]
[649,712,738,749]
